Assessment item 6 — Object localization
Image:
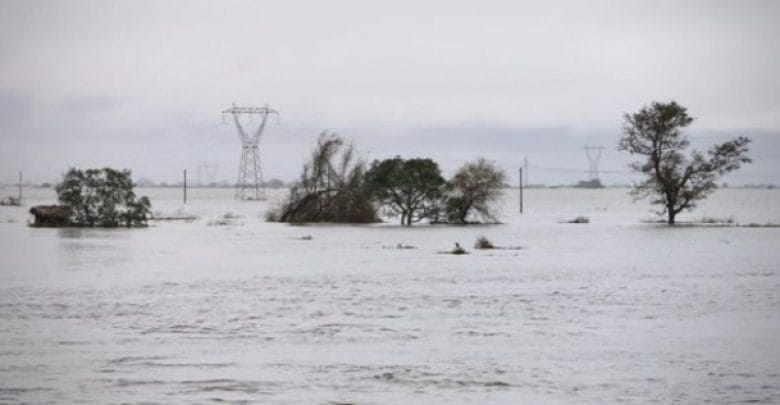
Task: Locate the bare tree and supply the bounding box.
[618,101,751,224]
[446,158,506,224]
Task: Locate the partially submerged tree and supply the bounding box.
[445,158,506,223]
[268,132,377,223]
[54,168,151,227]
[618,101,751,224]
[364,157,446,226]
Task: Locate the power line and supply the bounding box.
[527,163,631,175]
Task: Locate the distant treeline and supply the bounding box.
[3,181,776,190]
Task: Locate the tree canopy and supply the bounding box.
[364,157,446,226]
[618,101,751,224]
[55,168,151,227]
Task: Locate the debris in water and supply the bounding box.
[561,216,590,224]
[440,242,468,255]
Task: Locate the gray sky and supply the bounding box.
[1,0,779,185]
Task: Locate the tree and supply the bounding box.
[445,158,506,223]
[55,168,151,227]
[268,132,377,223]
[364,157,446,226]
[618,101,750,224]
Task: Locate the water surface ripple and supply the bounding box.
[1,187,779,403]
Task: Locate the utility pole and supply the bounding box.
[18,171,22,204]
[519,167,524,214]
[183,169,187,205]
[222,103,278,200]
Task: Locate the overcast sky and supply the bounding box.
[1,0,778,185]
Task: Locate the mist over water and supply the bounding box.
[1,187,779,403]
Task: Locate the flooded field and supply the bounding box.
[1,187,779,404]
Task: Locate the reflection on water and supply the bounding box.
[57,227,133,239]
[0,188,779,403]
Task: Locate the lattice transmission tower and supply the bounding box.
[583,145,605,181]
[196,162,220,186]
[222,103,278,200]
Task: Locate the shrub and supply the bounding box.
[567,216,590,224]
[474,236,495,249]
[54,168,151,227]
[445,158,506,224]
[696,216,734,224]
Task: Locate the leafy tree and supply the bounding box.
[445,158,506,223]
[618,101,750,224]
[364,157,446,226]
[268,132,377,223]
[55,168,151,227]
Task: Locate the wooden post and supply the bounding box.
[18,171,22,203]
[519,167,523,214]
[183,169,187,205]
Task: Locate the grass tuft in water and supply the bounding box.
[474,236,495,249]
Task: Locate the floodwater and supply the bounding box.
[1,187,779,404]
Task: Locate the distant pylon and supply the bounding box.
[197,162,219,186]
[222,103,278,200]
[583,145,604,181]
[523,156,529,185]
[203,163,219,185]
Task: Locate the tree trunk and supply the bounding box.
[665,194,677,225]
[459,201,472,224]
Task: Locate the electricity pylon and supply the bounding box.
[222,103,278,200]
[583,145,604,181]
[196,162,219,186]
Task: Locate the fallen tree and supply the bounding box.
[267,132,378,223]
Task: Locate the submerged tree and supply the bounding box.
[364,157,446,226]
[445,158,506,223]
[55,168,151,227]
[268,132,377,223]
[618,101,751,224]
